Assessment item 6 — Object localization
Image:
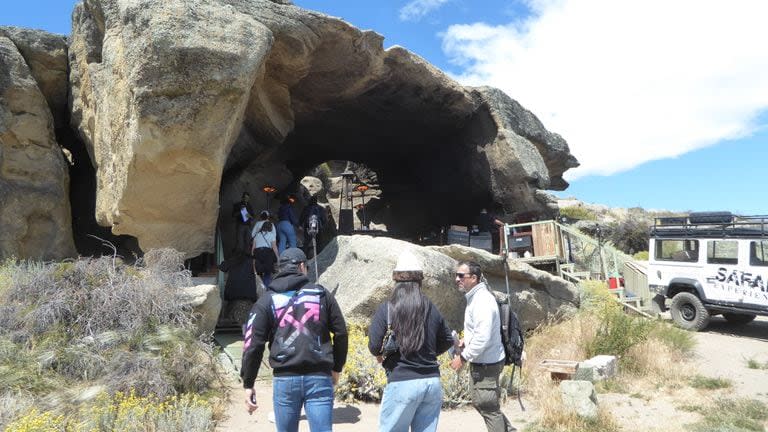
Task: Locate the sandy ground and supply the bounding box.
[216,316,768,431]
[217,378,532,432]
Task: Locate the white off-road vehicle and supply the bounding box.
[647,212,768,331]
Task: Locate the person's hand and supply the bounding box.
[450,354,464,371]
[332,371,340,385]
[452,335,462,351]
[245,388,258,414]
[375,355,383,364]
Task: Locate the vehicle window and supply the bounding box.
[751,240,768,267]
[707,240,738,265]
[655,239,699,262]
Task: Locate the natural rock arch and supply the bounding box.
[62,0,578,257]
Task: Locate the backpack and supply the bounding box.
[497,293,526,411]
[266,285,333,368]
[498,296,524,367]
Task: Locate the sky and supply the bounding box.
[3,0,767,215]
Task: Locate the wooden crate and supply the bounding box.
[532,222,563,259]
[539,359,579,380]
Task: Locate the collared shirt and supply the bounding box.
[462,282,505,364]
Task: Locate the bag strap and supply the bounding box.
[386,303,392,330]
[274,289,300,325]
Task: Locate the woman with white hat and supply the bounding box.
[368,251,457,432]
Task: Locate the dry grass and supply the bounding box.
[520,282,696,431]
[525,384,621,432]
[0,251,223,430]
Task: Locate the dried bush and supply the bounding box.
[0,252,220,430]
[1,257,194,340]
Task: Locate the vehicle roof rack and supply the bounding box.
[651,212,768,239]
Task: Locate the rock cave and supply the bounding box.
[1,0,579,262]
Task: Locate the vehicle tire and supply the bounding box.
[722,312,756,325]
[670,292,710,331]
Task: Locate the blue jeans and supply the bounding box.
[277,221,297,254]
[379,377,442,432]
[273,375,334,432]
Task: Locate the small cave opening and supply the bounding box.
[58,125,141,260]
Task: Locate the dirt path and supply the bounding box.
[216,317,768,431]
[217,379,533,431]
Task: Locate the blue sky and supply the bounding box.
[3,0,767,215]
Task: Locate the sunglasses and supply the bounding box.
[455,272,473,279]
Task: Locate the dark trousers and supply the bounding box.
[234,224,251,254]
[469,361,514,432]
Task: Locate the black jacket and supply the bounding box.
[233,200,255,225]
[241,269,348,388]
[368,299,454,383]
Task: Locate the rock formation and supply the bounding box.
[66,0,578,257]
[0,30,75,260]
[431,244,580,329]
[311,235,579,329]
[1,0,578,261]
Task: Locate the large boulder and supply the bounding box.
[311,235,464,328]
[311,235,579,330]
[0,35,75,260]
[429,244,580,330]
[180,281,222,336]
[0,27,68,128]
[69,0,270,255]
[67,0,579,257]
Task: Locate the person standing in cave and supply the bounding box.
[277,196,299,254]
[232,192,255,253]
[300,195,327,258]
[251,210,279,287]
[474,208,505,254]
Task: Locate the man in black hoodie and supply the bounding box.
[242,247,348,432]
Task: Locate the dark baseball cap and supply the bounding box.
[279,247,307,266]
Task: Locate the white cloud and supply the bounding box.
[441,0,768,180]
[399,0,449,22]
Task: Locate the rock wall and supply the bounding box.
[1,0,579,260]
[312,236,579,330]
[0,32,75,260]
[67,0,579,257]
[430,244,580,329]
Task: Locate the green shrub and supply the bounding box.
[687,398,767,432]
[584,303,653,360]
[632,251,649,261]
[745,358,768,370]
[651,321,695,355]
[559,206,598,221]
[578,280,616,312]
[689,375,732,390]
[335,325,387,403]
[608,218,651,256]
[336,325,473,408]
[439,353,472,408]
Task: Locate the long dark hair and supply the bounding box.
[388,281,429,356]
